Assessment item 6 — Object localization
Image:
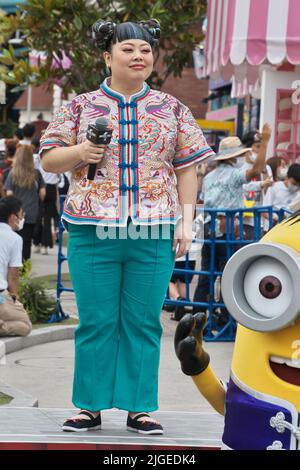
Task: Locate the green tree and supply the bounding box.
[0,0,206,97]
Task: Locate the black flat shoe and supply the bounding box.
[62,410,101,432]
[127,413,163,435]
[163,303,176,312]
[170,297,187,321]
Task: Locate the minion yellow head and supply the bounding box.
[221,212,300,410]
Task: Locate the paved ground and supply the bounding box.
[30,243,69,278]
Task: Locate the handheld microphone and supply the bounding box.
[86,117,113,180]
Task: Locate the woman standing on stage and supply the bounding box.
[40,19,214,434]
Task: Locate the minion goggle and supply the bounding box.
[221,243,300,332]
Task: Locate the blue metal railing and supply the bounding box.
[48,196,70,323]
[164,206,292,342]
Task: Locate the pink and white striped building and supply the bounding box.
[197,0,300,160]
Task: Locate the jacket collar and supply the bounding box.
[100,77,150,104]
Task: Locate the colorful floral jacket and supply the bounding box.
[40,78,215,227]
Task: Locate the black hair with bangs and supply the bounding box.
[92,19,160,52]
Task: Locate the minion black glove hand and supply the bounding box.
[174,313,210,376]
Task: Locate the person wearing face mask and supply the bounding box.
[240,131,273,238]
[241,130,273,184]
[193,125,271,322]
[4,145,46,260]
[277,166,288,180]
[0,196,32,337]
[263,163,300,223]
[266,156,288,182]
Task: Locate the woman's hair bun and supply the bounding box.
[92,20,116,50]
[139,18,161,43]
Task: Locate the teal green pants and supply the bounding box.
[67,220,175,412]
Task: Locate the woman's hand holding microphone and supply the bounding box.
[77,118,113,179]
[77,140,106,165]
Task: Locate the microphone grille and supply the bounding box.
[95,117,108,129]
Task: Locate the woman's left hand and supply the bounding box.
[172,221,193,259]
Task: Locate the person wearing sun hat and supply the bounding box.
[192,124,272,320]
[214,136,252,162]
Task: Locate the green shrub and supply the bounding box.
[0,392,13,406]
[19,259,56,324]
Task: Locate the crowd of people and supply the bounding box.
[0,123,70,259]
[0,122,70,338]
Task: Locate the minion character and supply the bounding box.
[175,212,300,450]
